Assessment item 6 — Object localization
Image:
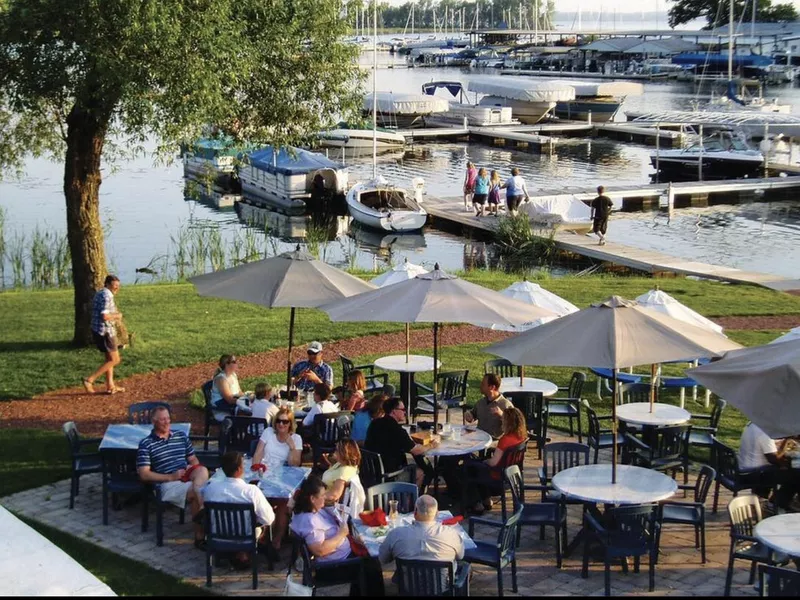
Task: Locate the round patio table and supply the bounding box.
[500,376,558,397]
[374,354,441,409]
[424,426,492,457]
[552,464,678,505]
[616,402,691,427]
[755,513,800,557]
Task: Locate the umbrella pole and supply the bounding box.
[433,322,439,432]
[612,367,618,485]
[520,364,524,387]
[650,363,658,412]
[286,307,296,392]
[406,323,410,362]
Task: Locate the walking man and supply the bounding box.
[590,185,613,246]
[83,274,125,394]
[501,167,529,216]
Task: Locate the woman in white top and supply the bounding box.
[302,382,338,428]
[249,382,279,424]
[251,406,302,555]
[210,354,243,420]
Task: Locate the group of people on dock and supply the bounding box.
[462,162,530,218]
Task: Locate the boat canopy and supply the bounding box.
[422,81,465,98]
[467,76,575,102]
[543,79,644,97]
[671,52,773,68]
[364,92,450,114]
[180,137,245,160]
[245,146,344,175]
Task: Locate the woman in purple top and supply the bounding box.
[462,161,478,211]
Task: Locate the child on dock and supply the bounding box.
[590,185,613,246]
[487,170,502,217]
[473,168,490,217]
[463,161,477,212]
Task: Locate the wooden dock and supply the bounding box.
[421,191,800,292]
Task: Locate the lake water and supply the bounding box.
[2,39,800,284]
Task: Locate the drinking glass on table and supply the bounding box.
[388,500,399,528]
[452,427,461,442]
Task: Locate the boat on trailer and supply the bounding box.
[346,177,428,232]
[467,76,575,124]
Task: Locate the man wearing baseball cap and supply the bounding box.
[290,341,334,392]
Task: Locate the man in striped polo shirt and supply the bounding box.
[137,406,209,548]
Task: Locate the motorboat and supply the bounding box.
[238,146,348,216]
[317,126,406,152]
[548,80,644,123]
[467,76,575,124]
[421,81,518,126]
[346,177,428,232]
[707,79,791,114]
[363,92,450,129]
[179,137,241,192]
[650,130,764,178]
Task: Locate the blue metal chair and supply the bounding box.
[622,425,691,483]
[359,449,415,490]
[365,481,418,514]
[464,507,522,597]
[62,421,102,509]
[101,449,147,528]
[204,501,259,589]
[311,411,353,469]
[537,442,590,505]
[688,398,726,451]
[657,465,716,563]
[127,401,171,425]
[461,440,527,520]
[202,380,217,450]
[509,392,548,459]
[545,371,585,443]
[759,565,800,597]
[711,439,756,513]
[581,504,660,596]
[288,532,367,595]
[396,558,471,597]
[145,482,186,547]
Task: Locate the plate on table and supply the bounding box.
[463,425,477,433]
[369,525,389,538]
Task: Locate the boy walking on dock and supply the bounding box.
[590,186,613,246]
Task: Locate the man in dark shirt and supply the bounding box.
[365,397,436,488]
[590,185,613,246]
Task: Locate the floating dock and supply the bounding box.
[499,68,670,81]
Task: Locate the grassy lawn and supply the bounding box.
[0,429,73,497]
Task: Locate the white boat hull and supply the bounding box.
[479,96,556,124]
[318,129,406,150]
[346,182,427,232]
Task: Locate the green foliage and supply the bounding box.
[667,0,798,29]
[493,214,556,271]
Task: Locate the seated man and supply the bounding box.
[365,396,436,488]
[203,451,276,566]
[738,421,798,511]
[137,406,209,549]
[463,373,513,439]
[291,341,334,394]
[379,495,466,590]
[301,382,338,429]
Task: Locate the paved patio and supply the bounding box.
[1,428,767,597]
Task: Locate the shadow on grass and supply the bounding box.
[0,340,75,352]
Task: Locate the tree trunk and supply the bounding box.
[64,102,112,347]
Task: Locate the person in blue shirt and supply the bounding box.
[291,341,334,393]
[472,167,490,217]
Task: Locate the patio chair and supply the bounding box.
[583,400,624,464]
[396,558,471,597]
[656,465,716,563]
[622,425,691,483]
[340,354,389,394]
[711,439,756,513]
[101,449,147,528]
[484,358,521,379]
[219,415,268,455]
[127,401,171,425]
[758,565,800,597]
[509,392,548,459]
[63,421,102,509]
[536,441,590,505]
[545,371,585,443]
[464,507,523,597]
[365,481,418,514]
[581,504,661,596]
[288,533,367,595]
[505,465,567,567]
[359,449,415,490]
[201,380,218,450]
[204,501,259,589]
[412,370,469,424]
[310,411,353,469]
[725,494,790,596]
[461,440,527,520]
[687,398,726,454]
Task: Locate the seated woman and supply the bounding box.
[210,354,244,420]
[350,394,386,446]
[321,440,361,506]
[290,475,384,595]
[341,370,367,412]
[250,382,279,423]
[251,406,303,559]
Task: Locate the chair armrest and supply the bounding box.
[660,500,704,511]
[689,414,712,421]
[584,511,606,534]
[557,385,569,392]
[537,466,546,485]
[365,373,388,386]
[596,415,614,422]
[734,533,760,544]
[690,426,716,433]
[623,433,650,453]
[414,382,434,395]
[524,483,550,493]
[468,515,503,537]
[79,438,103,446]
[676,484,694,491]
[353,364,377,375]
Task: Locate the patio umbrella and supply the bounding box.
[370,259,430,360]
[688,338,800,439]
[770,326,800,345]
[189,245,376,390]
[319,264,557,431]
[485,295,741,483]
[490,280,579,332]
[635,289,725,336]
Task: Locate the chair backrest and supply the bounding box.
[484,358,520,379]
[496,507,523,565]
[509,392,545,436]
[396,558,456,596]
[340,355,355,382]
[365,482,418,513]
[606,504,658,547]
[101,448,139,482]
[202,380,214,413]
[709,398,727,431]
[582,400,602,442]
[127,401,171,425]
[759,565,800,597]
[651,425,691,461]
[727,494,763,540]
[567,371,586,399]
[501,440,528,472]
[62,421,81,455]
[204,501,258,545]
[692,464,717,503]
[436,370,469,401]
[313,411,353,445]
[541,442,590,481]
[359,449,385,491]
[711,438,741,483]
[222,415,269,454]
[504,465,526,509]
[620,383,651,405]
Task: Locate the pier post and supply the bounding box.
[655,124,660,183]
[667,182,674,219]
[698,124,704,181]
[764,123,769,177]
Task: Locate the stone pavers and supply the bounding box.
[1,427,767,597]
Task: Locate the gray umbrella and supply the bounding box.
[485,296,741,483]
[189,246,376,389]
[319,264,556,430]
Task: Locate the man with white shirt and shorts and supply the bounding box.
[738,422,798,512]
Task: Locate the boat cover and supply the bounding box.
[672,52,772,68]
[364,92,450,114]
[544,79,644,97]
[422,81,465,98]
[520,196,592,224]
[180,137,245,160]
[245,146,344,175]
[467,76,575,102]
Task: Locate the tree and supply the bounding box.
[0,0,362,345]
[668,0,799,29]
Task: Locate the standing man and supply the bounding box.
[501,167,529,216]
[83,274,125,395]
[463,374,513,440]
[590,185,613,246]
[291,341,334,393]
[137,406,210,549]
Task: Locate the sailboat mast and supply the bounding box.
[372,0,377,179]
[728,0,734,80]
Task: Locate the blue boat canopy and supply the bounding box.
[245,146,344,176]
[671,53,773,68]
[421,81,464,98]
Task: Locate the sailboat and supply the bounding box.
[345,2,427,233]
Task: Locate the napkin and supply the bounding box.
[251,463,267,473]
[359,508,387,527]
[442,515,463,526]
[180,464,202,483]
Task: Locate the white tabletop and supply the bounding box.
[374,354,441,373]
[616,402,691,427]
[424,426,493,457]
[551,464,678,505]
[500,377,559,397]
[755,513,800,557]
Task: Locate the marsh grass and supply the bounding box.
[494,214,557,271]
[0,207,6,286]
